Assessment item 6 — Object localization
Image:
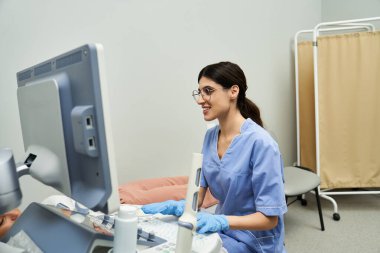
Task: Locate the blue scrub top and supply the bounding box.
[200,118,287,253]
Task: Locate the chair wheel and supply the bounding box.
[301,199,307,206]
[333,213,340,221]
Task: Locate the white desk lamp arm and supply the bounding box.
[0,146,63,214]
[0,148,26,214]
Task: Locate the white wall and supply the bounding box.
[322,0,380,26]
[0,0,321,210]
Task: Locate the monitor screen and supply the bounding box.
[16,44,119,214]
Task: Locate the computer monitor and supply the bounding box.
[16,44,119,214]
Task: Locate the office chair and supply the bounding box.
[284,165,325,231]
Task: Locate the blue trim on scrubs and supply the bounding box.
[200,118,287,253]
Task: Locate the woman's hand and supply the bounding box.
[141,200,185,216]
[196,212,229,234]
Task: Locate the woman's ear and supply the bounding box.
[230,85,239,100]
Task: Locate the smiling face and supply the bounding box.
[0,208,21,238]
[196,77,235,121]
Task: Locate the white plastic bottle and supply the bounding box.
[112,205,138,253]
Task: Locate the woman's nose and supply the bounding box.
[196,95,205,105]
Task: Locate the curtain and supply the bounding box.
[298,31,380,188]
[298,41,317,173]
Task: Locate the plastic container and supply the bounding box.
[111,205,138,253]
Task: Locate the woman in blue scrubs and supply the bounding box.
[143,62,287,253]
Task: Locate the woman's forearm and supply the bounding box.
[227,212,278,231]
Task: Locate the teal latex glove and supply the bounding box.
[196,212,229,234]
[141,200,185,216]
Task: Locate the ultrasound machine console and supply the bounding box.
[0,44,222,253]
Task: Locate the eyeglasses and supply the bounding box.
[192,87,218,102]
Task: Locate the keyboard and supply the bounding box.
[137,216,222,253]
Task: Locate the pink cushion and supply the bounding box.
[118,176,218,208]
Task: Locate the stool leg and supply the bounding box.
[314,187,325,231]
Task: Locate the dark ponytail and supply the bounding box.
[198,61,264,127]
[239,98,263,127]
